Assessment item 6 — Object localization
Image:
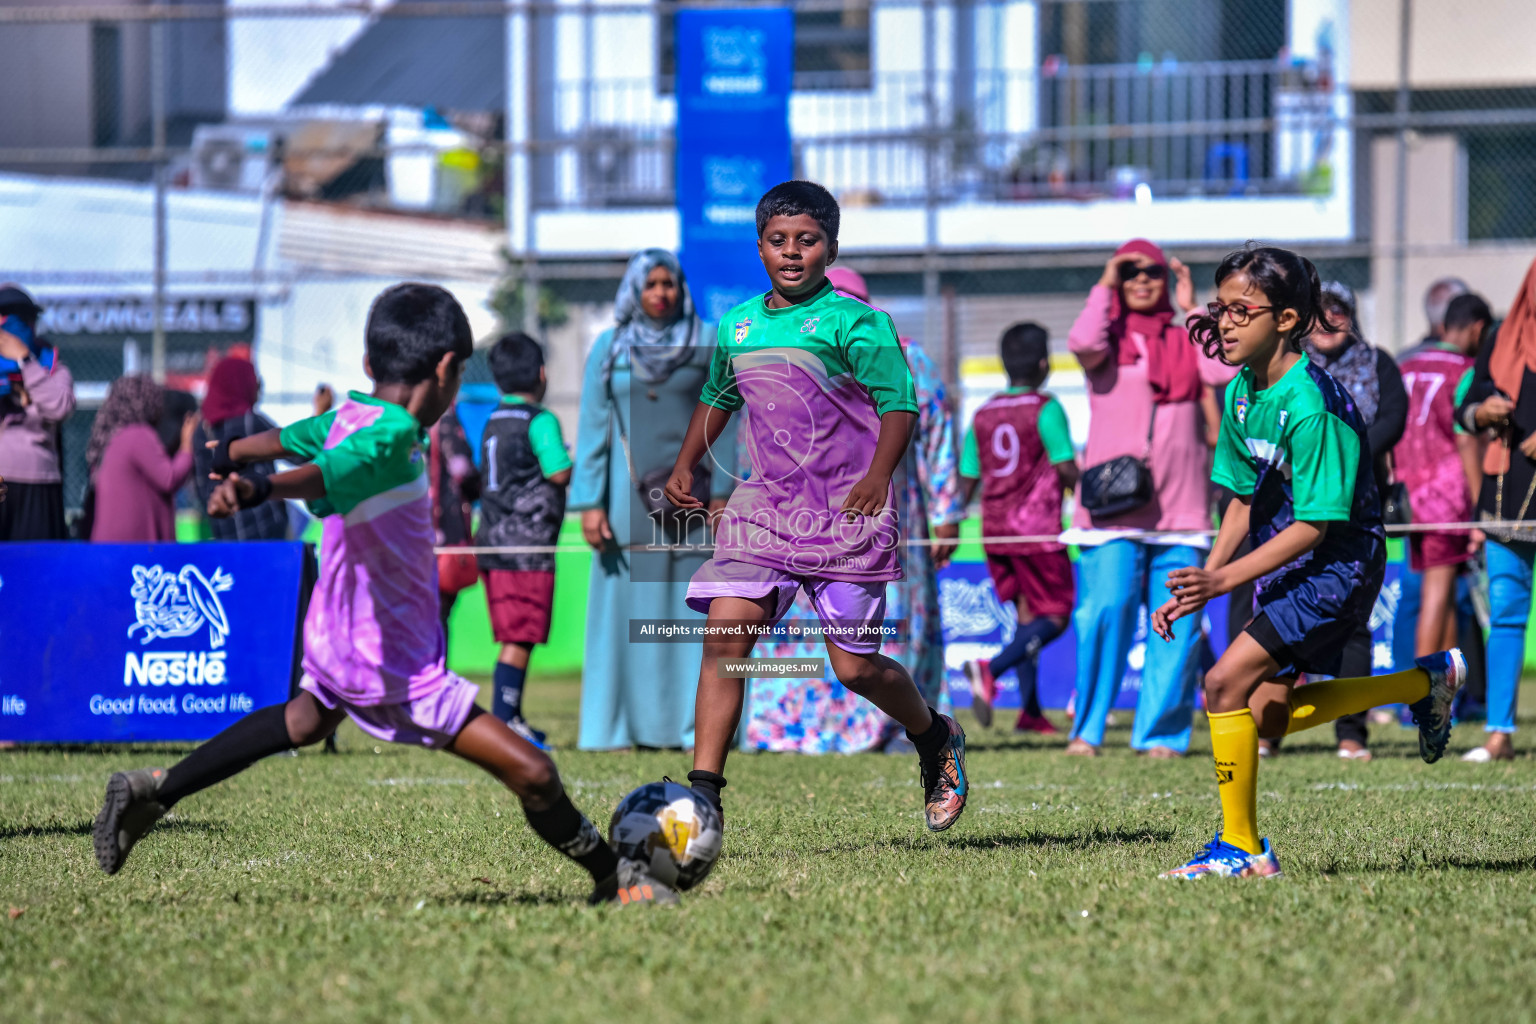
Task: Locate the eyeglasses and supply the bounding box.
[1206,300,1276,327]
[1117,262,1167,283]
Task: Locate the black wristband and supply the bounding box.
[210,435,242,477]
[237,473,273,509]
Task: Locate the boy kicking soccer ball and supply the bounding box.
[665,180,969,833]
[1153,245,1463,880]
[92,284,660,905]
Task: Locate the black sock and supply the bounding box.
[158,703,295,808]
[1021,659,1044,718]
[524,793,619,882]
[686,770,726,812]
[492,662,526,722]
[908,707,949,761]
[990,618,1064,678]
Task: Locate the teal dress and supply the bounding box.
[569,329,735,749]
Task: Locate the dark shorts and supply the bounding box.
[483,569,555,645]
[1246,547,1386,677]
[0,480,67,541]
[1409,531,1472,572]
[986,550,1075,618]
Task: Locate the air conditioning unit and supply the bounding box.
[189,124,278,193]
[580,127,670,207]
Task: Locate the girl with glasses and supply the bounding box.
[1155,244,1463,879]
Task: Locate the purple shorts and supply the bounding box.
[300,673,479,748]
[686,556,888,654]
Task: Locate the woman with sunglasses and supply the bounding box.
[1063,239,1235,758]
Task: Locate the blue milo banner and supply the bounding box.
[937,561,1404,713]
[675,7,794,324]
[0,543,302,743]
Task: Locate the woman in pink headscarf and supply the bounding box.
[1064,239,1234,757]
[191,356,289,540]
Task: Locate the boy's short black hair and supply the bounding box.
[1000,322,1050,383]
[1444,292,1492,332]
[364,283,474,385]
[488,331,545,394]
[755,180,840,242]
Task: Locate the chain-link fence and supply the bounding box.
[1,0,1534,512]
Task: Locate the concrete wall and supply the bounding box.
[0,0,221,154]
[1369,132,1536,349]
[1350,0,1536,91]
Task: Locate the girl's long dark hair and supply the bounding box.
[1188,242,1342,361]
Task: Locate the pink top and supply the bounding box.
[1396,343,1476,535]
[90,424,193,543]
[0,356,76,483]
[1068,285,1235,535]
[295,397,449,707]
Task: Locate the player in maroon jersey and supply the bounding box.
[959,323,1079,734]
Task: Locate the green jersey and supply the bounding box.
[697,279,917,581]
[1212,357,1384,594]
[280,392,426,519]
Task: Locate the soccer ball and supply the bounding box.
[608,779,723,890]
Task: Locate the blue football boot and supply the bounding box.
[1160,831,1282,880]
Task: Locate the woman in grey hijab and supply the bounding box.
[1280,281,1408,760]
[600,248,700,384]
[570,249,736,750]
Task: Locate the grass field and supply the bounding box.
[5,679,1536,1024]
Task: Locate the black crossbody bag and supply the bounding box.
[1079,409,1156,519]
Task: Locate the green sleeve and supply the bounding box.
[528,409,573,476]
[308,411,424,517]
[844,311,919,416]
[1286,412,1359,520]
[699,323,743,412]
[279,410,339,461]
[1210,389,1256,495]
[1037,397,1075,464]
[959,425,980,478]
[1454,368,1474,435]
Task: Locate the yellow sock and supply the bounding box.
[1208,709,1261,856]
[1284,668,1430,735]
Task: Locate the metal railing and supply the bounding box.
[533,57,1338,209]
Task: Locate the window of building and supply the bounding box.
[91,23,122,148]
[1038,0,1283,66]
[1466,129,1536,240]
[657,1,871,91]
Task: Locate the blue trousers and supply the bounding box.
[1484,540,1536,734]
[1391,558,1481,676]
[1071,540,1203,751]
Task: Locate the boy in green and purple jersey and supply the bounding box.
[665,180,969,837]
[91,284,668,905]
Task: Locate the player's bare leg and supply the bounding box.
[686,595,775,810]
[447,708,644,903]
[1417,564,1461,658]
[823,644,931,732]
